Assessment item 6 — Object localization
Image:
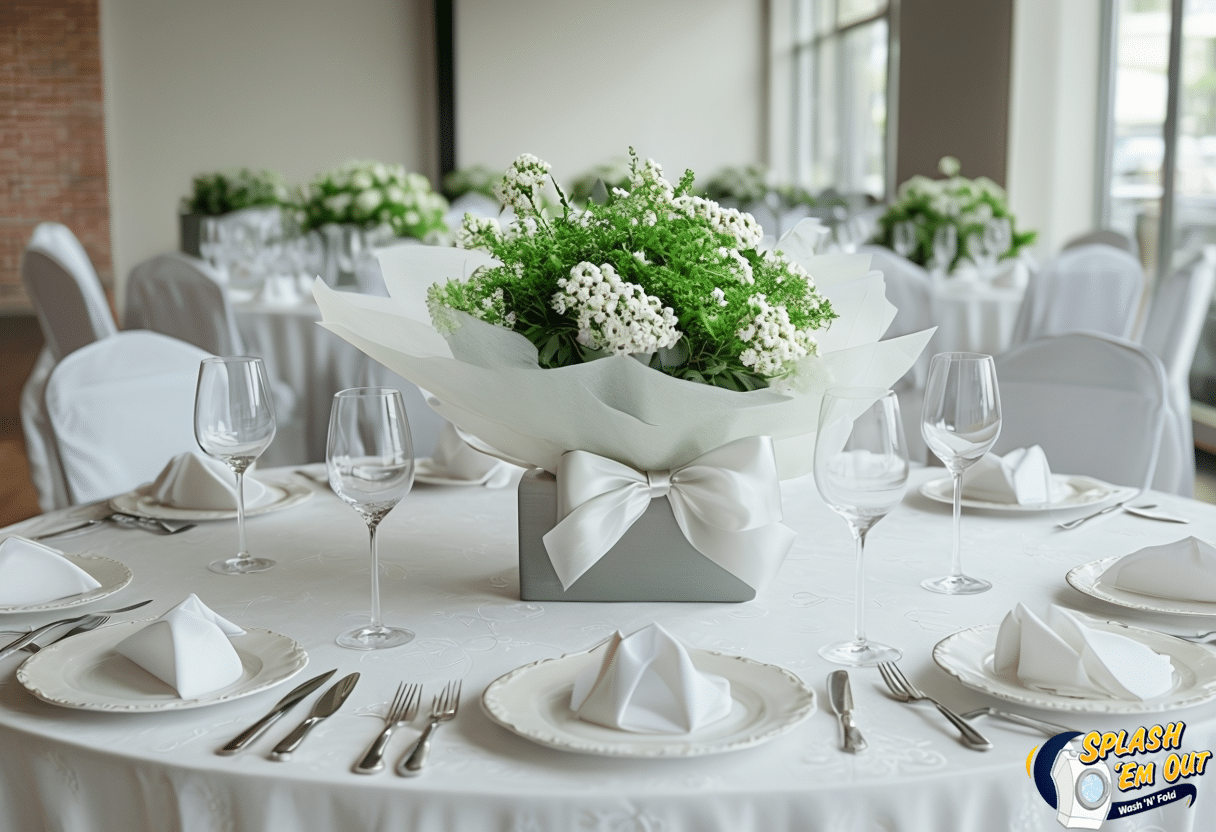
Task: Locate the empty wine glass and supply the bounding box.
[983,217,1012,268]
[932,224,958,276]
[920,353,1002,594]
[195,357,277,574]
[327,387,415,650]
[892,220,917,258]
[814,388,909,666]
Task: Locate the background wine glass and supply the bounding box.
[194,357,277,574]
[932,224,958,276]
[892,220,917,258]
[327,387,415,650]
[920,353,1001,594]
[814,388,909,666]
[983,217,1012,270]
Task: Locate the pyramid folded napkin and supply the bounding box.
[1099,536,1216,602]
[115,594,245,698]
[0,536,102,606]
[993,603,1173,700]
[150,451,272,510]
[961,446,1059,505]
[570,624,732,734]
[416,423,515,488]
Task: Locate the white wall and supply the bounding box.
[455,0,767,190]
[100,0,435,307]
[1006,0,1102,261]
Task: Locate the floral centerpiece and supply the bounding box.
[297,160,449,243]
[872,156,1035,273]
[313,150,931,601]
[182,168,288,216]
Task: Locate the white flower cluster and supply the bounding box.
[551,262,681,355]
[456,215,502,249]
[629,157,675,199]
[671,195,765,250]
[736,293,816,377]
[496,153,551,214]
[303,160,447,239]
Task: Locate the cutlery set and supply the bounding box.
[219,672,460,774]
[32,513,196,541]
[0,600,153,661]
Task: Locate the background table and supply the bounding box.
[1,467,1214,831]
[930,277,1025,356]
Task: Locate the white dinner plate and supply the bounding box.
[0,553,132,615]
[919,475,1136,512]
[108,475,313,521]
[481,647,816,758]
[1066,556,1216,617]
[17,620,308,712]
[933,616,1216,714]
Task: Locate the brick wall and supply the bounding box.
[0,1,111,312]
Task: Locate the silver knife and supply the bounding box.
[828,670,867,753]
[0,599,153,661]
[269,672,359,761]
[217,668,337,755]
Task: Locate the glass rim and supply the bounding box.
[200,355,265,366]
[333,386,403,400]
[929,352,994,362]
[822,386,897,400]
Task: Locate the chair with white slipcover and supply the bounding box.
[1007,244,1147,349]
[20,222,119,510]
[1140,245,1216,495]
[45,331,212,505]
[1062,229,1136,255]
[992,332,1168,492]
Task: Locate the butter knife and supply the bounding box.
[828,670,867,753]
[217,669,337,755]
[269,672,359,761]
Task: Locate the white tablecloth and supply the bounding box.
[1,467,1214,831]
[930,278,1025,356]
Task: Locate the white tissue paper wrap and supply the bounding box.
[150,451,271,510]
[961,446,1059,505]
[416,422,517,487]
[993,603,1174,701]
[570,624,732,734]
[312,223,934,482]
[0,536,101,605]
[1100,536,1216,602]
[115,594,246,699]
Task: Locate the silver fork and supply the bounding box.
[397,680,461,776]
[877,662,992,750]
[352,683,422,774]
[24,615,109,653]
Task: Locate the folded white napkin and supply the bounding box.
[114,594,246,699]
[256,273,304,305]
[416,423,515,487]
[1100,536,1216,602]
[0,536,101,606]
[993,603,1174,700]
[150,451,272,510]
[961,446,1060,505]
[570,624,732,734]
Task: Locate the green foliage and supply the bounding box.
[296,160,448,241]
[183,169,287,216]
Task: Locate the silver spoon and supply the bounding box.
[1057,502,1157,530]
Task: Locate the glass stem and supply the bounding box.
[951,469,963,579]
[368,520,382,631]
[852,528,869,647]
[235,469,248,563]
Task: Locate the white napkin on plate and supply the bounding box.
[416,423,515,487]
[993,603,1174,700]
[114,594,245,699]
[961,446,1060,505]
[150,451,272,510]
[1099,536,1216,602]
[570,624,732,734]
[0,536,101,605]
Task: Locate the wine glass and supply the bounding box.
[327,387,415,650]
[194,357,278,574]
[983,217,1012,268]
[892,220,917,258]
[920,353,1002,594]
[932,224,958,276]
[814,388,909,666]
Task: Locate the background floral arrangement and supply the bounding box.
[427,150,837,392]
[441,164,504,202]
[871,156,1035,272]
[181,168,288,216]
[297,160,449,242]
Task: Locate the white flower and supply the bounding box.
[938,156,961,177]
[735,293,816,377]
[351,170,374,190]
[552,262,681,355]
[324,193,352,215]
[355,188,382,216]
[711,287,727,307]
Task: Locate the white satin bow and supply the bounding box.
[542,436,796,590]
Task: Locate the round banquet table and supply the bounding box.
[929,277,1025,356]
[2,466,1215,832]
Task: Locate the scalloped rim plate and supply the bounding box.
[0,553,132,614]
[108,475,313,521]
[920,475,1136,512]
[1067,556,1216,617]
[933,616,1216,714]
[482,647,816,758]
[17,620,308,712]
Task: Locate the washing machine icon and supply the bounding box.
[1050,741,1113,829]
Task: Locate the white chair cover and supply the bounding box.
[993,332,1168,491]
[20,223,118,511]
[1140,246,1216,495]
[124,252,244,356]
[46,331,213,505]
[1008,244,1146,348]
[863,246,937,464]
[1062,229,1136,255]
[359,362,446,459]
